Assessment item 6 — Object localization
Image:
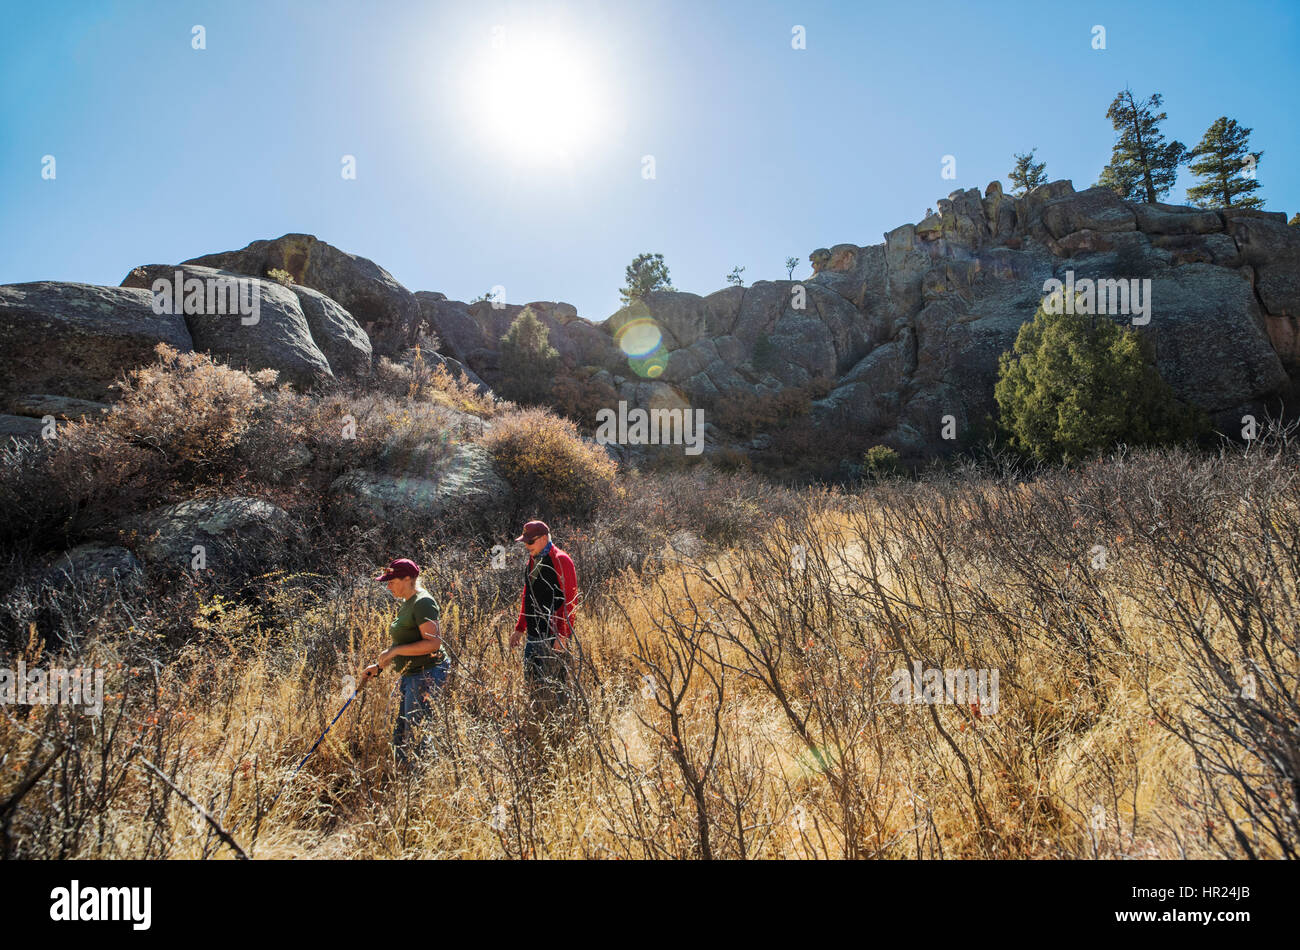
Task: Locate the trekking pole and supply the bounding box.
[236,686,361,833]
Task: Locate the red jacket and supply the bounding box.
[515,545,578,643]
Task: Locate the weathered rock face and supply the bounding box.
[43,544,143,591]
[122,496,293,570]
[327,442,509,525]
[0,282,193,401]
[287,284,373,378]
[407,181,1297,462]
[6,394,110,421]
[788,181,1297,456]
[120,264,335,388]
[416,293,623,384]
[184,234,421,355]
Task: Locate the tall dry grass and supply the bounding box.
[1,434,1296,859]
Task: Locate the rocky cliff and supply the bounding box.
[2,179,1296,464]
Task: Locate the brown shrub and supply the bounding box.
[106,343,271,473]
[482,407,618,520]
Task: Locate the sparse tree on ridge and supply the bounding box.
[619,253,675,306]
[785,256,799,279]
[1185,116,1264,210]
[727,266,746,287]
[1008,148,1048,196]
[1095,88,1186,203]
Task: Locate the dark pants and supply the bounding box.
[523,637,569,717]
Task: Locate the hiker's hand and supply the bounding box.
[360,663,381,684]
[509,629,522,649]
[377,647,394,668]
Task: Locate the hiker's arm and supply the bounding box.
[556,556,577,641]
[515,583,528,633]
[379,621,441,667]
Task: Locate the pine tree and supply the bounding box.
[726,266,746,287]
[619,253,674,306]
[785,256,799,279]
[498,306,559,404]
[1185,116,1264,210]
[1008,148,1048,196]
[1095,88,1186,203]
[994,298,1204,463]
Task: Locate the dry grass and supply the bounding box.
[1,435,1297,859]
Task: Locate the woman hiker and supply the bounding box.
[360,558,449,766]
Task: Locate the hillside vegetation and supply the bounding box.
[1,350,1295,858]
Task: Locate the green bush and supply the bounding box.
[994,299,1205,464]
[862,444,903,478]
[498,307,558,405]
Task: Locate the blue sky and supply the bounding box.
[3,0,1297,323]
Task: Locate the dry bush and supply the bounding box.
[482,407,618,521]
[374,348,502,418]
[0,421,166,552]
[107,343,273,474]
[549,371,619,430]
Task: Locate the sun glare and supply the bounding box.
[472,31,604,164]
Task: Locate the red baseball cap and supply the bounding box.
[515,520,550,543]
[375,558,420,582]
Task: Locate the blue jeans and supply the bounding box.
[392,661,449,765]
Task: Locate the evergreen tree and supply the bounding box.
[1008,148,1048,196]
[498,306,559,404]
[994,298,1204,464]
[1185,116,1264,209]
[726,266,746,287]
[1095,88,1186,203]
[619,253,674,306]
[785,256,799,279]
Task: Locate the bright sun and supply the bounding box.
[472,32,604,164]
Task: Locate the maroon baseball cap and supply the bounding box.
[375,558,420,582]
[515,520,550,543]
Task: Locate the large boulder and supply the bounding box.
[42,544,143,592]
[6,394,110,421]
[327,442,508,524]
[288,284,373,377]
[1039,186,1137,239]
[184,234,421,355]
[122,496,293,571]
[1128,201,1224,236]
[121,264,334,387]
[0,414,47,444]
[0,282,193,401]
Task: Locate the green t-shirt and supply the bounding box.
[389,590,443,677]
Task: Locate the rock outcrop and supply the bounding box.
[184,233,421,355]
[120,264,336,388]
[327,442,509,525]
[122,496,293,570]
[0,282,193,401]
[2,184,1295,467]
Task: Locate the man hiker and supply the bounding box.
[509,521,578,722]
[360,558,449,766]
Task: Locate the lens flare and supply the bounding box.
[614,317,662,358]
